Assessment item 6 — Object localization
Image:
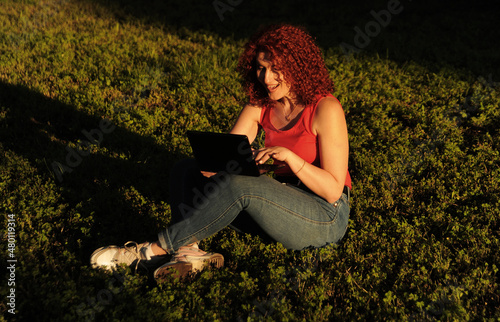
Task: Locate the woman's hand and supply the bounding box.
[200,171,217,178]
[254,146,293,164]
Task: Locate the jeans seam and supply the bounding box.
[167,192,342,249]
[166,231,174,253]
[254,195,340,225]
[177,198,242,246]
[157,231,173,254]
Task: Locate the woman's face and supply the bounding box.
[256,51,292,101]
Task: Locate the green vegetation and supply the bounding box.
[1,0,499,320]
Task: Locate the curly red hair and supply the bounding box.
[238,24,334,108]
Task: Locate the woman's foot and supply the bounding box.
[90,241,167,273]
[154,243,224,281]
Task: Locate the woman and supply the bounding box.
[91,24,351,280]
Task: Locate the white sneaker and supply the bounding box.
[90,241,162,272]
[153,243,224,280]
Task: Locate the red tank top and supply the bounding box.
[259,94,352,189]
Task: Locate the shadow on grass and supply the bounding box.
[80,0,499,79]
[0,81,185,246]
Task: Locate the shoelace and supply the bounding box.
[172,245,206,262]
[120,241,148,272]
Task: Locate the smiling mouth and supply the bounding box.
[267,84,279,91]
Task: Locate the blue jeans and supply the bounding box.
[159,159,350,253]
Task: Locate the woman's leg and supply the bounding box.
[91,165,349,274]
[158,173,350,253]
[168,159,281,244]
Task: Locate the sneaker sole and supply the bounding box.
[154,253,224,281]
[187,253,224,272]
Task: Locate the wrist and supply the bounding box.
[294,159,306,175]
[289,152,306,175]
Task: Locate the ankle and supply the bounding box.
[151,242,168,256]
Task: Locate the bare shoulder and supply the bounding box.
[313,96,345,133]
[316,96,343,115]
[240,103,263,121]
[230,102,263,139]
[247,102,264,110]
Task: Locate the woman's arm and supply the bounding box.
[309,96,349,202]
[254,97,349,203]
[229,103,262,143]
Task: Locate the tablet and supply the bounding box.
[187,130,283,176]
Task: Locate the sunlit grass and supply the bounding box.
[1,0,499,320]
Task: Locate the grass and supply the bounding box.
[1,0,499,320]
